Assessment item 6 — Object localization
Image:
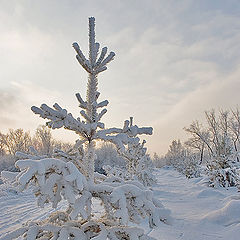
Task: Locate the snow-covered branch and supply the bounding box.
[97,118,152,152]
[13,148,171,226]
[16,158,90,217]
[32,103,83,131]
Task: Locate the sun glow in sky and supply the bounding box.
[0,0,240,155]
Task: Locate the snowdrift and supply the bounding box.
[202,200,240,226]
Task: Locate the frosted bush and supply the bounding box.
[207,155,240,187]
[182,155,201,179]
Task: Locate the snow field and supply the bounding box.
[149,167,240,240]
[1,167,240,239]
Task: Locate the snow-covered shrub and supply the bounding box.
[208,167,240,188]
[206,155,240,187]
[205,134,240,187]
[2,17,171,240]
[165,140,185,168]
[115,124,156,186]
[181,154,201,179]
[204,127,240,187]
[184,109,240,185]
[101,138,157,187]
[171,155,200,179]
[105,142,156,187]
[164,140,201,179]
[152,153,167,168]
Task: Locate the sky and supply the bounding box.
[0,0,240,155]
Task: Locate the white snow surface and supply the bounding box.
[0,167,240,239]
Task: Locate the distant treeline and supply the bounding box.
[0,125,73,156]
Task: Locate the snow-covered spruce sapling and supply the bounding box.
[2,18,172,240]
[31,17,152,183]
[31,16,115,183]
[104,117,156,186]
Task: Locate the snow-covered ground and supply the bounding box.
[150,167,240,240]
[0,167,240,239]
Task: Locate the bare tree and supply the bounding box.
[53,140,73,153]
[0,129,32,155]
[229,108,240,161]
[185,109,238,161]
[184,108,240,186]
[185,138,205,164]
[184,121,213,161]
[34,125,53,155]
[0,132,6,156]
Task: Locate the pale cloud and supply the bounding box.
[0,91,16,110]
[0,91,17,126]
[0,0,240,154]
[0,81,84,141]
[149,65,240,154]
[0,81,59,131]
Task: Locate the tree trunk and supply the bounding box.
[84,141,96,182]
[199,144,204,165]
[233,140,239,162]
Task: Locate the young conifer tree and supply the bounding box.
[31,17,152,183]
[2,18,172,240]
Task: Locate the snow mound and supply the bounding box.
[196,189,224,198]
[188,176,203,184]
[202,200,240,226]
[223,194,240,202]
[194,176,211,187]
